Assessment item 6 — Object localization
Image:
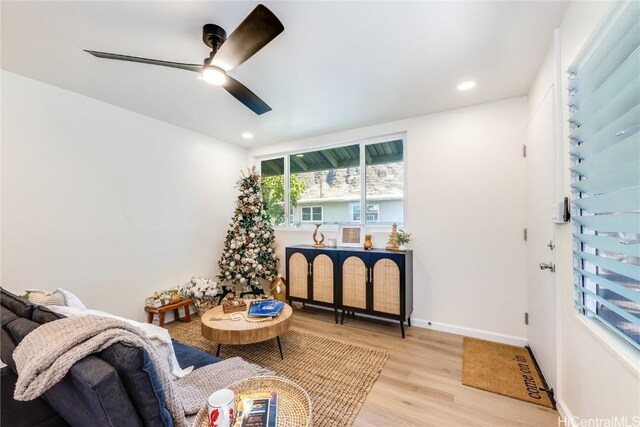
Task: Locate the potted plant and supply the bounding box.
[397,229,412,250]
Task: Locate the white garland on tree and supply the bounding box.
[217,167,279,294]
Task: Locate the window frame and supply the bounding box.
[257,133,407,230]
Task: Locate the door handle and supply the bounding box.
[369,268,372,283]
[309,263,313,276]
[539,262,555,272]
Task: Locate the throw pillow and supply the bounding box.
[56,288,87,310]
[25,289,66,306]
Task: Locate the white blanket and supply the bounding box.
[47,305,193,378]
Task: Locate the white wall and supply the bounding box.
[251,97,529,345]
[528,1,640,423]
[1,71,248,322]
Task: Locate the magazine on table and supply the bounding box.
[233,392,278,427]
[248,300,285,317]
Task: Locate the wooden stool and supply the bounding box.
[145,299,192,327]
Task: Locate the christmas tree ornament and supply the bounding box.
[217,166,280,300]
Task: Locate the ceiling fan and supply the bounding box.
[85,4,284,115]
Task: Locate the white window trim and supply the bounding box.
[257,132,407,230]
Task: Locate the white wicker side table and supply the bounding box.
[192,376,312,427]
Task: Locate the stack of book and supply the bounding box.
[233,392,278,427]
[247,300,285,317]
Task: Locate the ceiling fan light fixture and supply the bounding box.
[202,66,227,86]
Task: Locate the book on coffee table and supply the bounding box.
[248,300,285,317]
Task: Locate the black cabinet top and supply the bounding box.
[286,244,412,254]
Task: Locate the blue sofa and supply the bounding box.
[0,287,220,427]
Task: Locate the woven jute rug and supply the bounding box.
[167,318,388,427]
[462,337,554,408]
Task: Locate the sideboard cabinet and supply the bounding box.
[285,245,413,337]
[285,246,340,323]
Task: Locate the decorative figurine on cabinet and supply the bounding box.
[312,223,325,247]
[364,234,373,250]
[385,223,400,251]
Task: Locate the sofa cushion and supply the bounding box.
[98,342,173,427]
[173,340,221,369]
[1,309,19,327]
[43,356,143,427]
[1,367,70,427]
[32,306,64,325]
[1,329,17,372]
[6,318,39,344]
[1,288,35,319]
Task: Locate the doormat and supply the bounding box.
[462,337,554,408]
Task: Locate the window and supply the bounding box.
[260,157,285,226]
[259,134,405,228]
[569,1,639,350]
[352,203,380,222]
[301,206,323,222]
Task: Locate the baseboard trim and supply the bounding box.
[288,303,528,347]
[410,318,528,347]
[556,398,575,426]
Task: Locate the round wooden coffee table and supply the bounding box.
[200,303,293,359]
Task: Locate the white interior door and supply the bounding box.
[526,88,557,391]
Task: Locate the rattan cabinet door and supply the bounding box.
[313,254,334,304]
[289,252,309,299]
[372,258,401,315]
[342,256,367,309]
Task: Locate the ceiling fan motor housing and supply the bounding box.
[202,24,227,51]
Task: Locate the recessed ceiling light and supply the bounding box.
[457,81,476,91]
[296,154,304,157]
[241,132,253,139]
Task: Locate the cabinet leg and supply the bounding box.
[276,336,284,360]
[340,309,345,325]
[351,311,356,319]
[159,312,165,327]
[400,320,405,338]
[216,344,221,357]
[146,312,153,324]
[407,317,411,327]
[334,309,338,324]
[184,306,191,322]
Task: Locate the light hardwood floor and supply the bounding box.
[290,304,558,427]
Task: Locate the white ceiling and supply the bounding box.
[1,1,569,147]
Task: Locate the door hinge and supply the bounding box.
[525,312,529,325]
[523,144,527,158]
[523,228,528,241]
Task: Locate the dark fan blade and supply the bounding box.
[85,50,203,73]
[223,76,272,115]
[211,4,284,71]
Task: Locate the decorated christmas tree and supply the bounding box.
[217,167,279,298]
